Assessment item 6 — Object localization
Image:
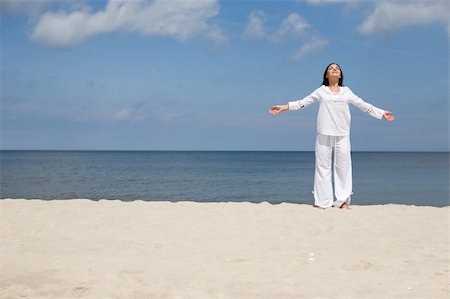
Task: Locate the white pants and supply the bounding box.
[313,134,352,208]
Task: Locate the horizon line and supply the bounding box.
[1,149,449,153]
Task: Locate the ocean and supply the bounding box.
[0,151,448,207]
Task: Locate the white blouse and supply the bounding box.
[288,85,385,136]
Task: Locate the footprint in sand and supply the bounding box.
[72,286,89,297]
[347,261,376,271]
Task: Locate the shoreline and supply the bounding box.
[1,199,449,298]
[1,198,449,208]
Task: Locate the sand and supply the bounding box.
[0,199,449,299]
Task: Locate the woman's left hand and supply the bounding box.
[383,111,395,122]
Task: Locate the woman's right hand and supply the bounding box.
[269,105,288,115]
[383,111,395,122]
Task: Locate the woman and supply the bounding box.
[269,63,395,209]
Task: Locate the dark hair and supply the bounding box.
[322,63,344,86]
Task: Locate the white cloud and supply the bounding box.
[358,1,448,36]
[294,37,328,61]
[243,10,327,61]
[113,108,133,121]
[162,111,190,122]
[113,106,150,122]
[243,11,310,42]
[29,0,226,48]
[305,0,352,5]
[204,23,228,46]
[272,13,310,42]
[1,0,56,16]
[242,10,267,40]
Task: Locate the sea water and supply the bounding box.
[1,151,448,206]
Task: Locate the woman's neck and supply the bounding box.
[328,80,339,87]
[327,81,340,94]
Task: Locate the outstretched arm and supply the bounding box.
[269,88,320,115]
[348,88,394,121]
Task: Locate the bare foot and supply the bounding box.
[340,203,352,210]
[313,205,325,210]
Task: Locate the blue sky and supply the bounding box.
[1,0,448,151]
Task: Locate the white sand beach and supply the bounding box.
[0,199,449,298]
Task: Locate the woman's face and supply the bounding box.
[326,64,341,79]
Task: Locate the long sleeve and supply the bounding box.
[288,88,320,110]
[347,88,385,120]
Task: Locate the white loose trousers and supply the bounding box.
[314,134,352,208]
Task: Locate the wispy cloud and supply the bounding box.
[1,0,60,16]
[162,111,192,123]
[242,10,267,40]
[304,0,448,37]
[113,108,134,121]
[357,1,448,36]
[271,13,310,42]
[243,9,326,61]
[243,11,310,42]
[294,36,329,61]
[29,0,227,48]
[305,0,354,5]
